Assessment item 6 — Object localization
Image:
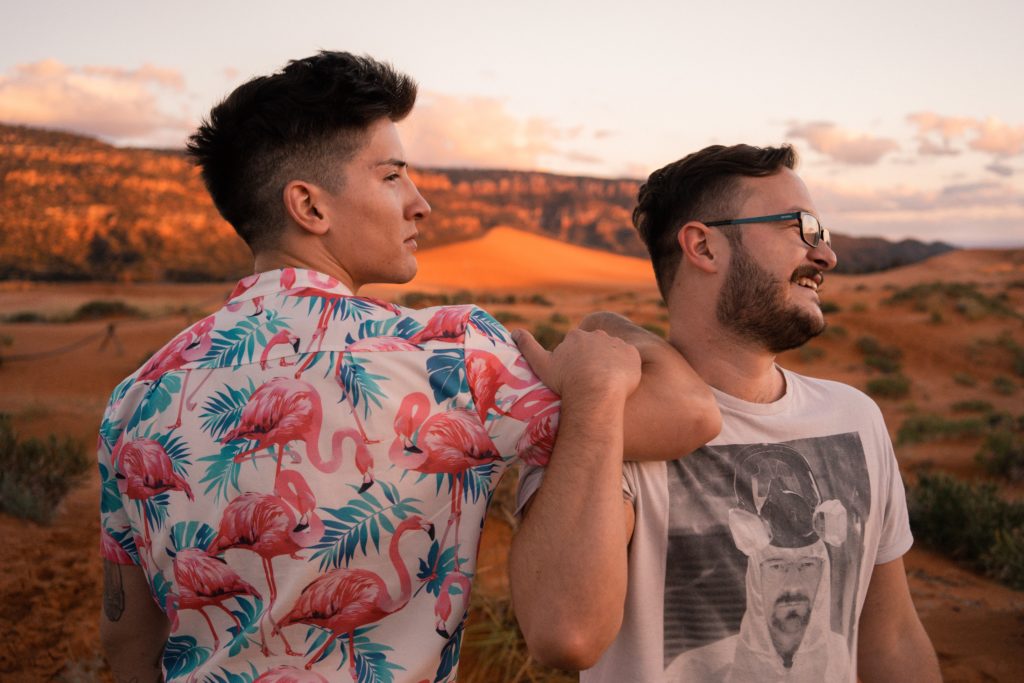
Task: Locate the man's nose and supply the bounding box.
[407,183,431,221]
[808,241,837,272]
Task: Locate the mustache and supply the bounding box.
[790,265,823,283]
[774,591,811,607]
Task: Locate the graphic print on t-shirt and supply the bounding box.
[662,433,869,682]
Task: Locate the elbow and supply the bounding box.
[521,623,616,671]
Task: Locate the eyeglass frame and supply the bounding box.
[704,211,831,249]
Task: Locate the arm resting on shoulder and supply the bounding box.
[856,557,941,683]
[100,560,169,682]
[579,312,720,460]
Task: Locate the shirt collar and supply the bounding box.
[225,268,355,305]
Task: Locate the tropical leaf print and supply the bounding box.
[200,664,259,683]
[162,634,211,680]
[468,308,510,344]
[198,442,248,503]
[148,430,193,477]
[417,542,471,597]
[303,625,403,683]
[168,520,217,554]
[132,373,183,430]
[462,462,500,504]
[298,294,377,322]
[98,462,123,513]
[225,597,263,657]
[140,492,171,534]
[151,570,172,612]
[338,354,388,419]
[98,414,123,454]
[312,485,422,571]
[434,622,464,683]
[105,525,140,564]
[354,314,420,341]
[199,379,256,441]
[426,349,467,404]
[202,310,288,367]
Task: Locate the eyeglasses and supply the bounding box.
[705,212,831,249]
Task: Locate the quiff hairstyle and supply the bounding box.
[187,51,417,251]
[632,144,797,299]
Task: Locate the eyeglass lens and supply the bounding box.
[800,213,830,248]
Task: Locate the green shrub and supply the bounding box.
[976,423,1024,481]
[549,312,570,325]
[3,311,48,323]
[866,374,910,399]
[856,336,902,373]
[0,415,89,524]
[993,376,1017,395]
[819,301,841,314]
[884,282,1020,320]
[492,310,526,325]
[401,291,449,308]
[929,311,944,324]
[952,399,994,413]
[532,323,565,351]
[897,414,985,444]
[823,324,847,339]
[526,294,554,307]
[69,300,143,321]
[953,372,977,387]
[983,527,1024,590]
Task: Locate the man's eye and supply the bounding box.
[385,173,400,181]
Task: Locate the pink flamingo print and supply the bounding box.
[226,273,265,316]
[167,548,262,652]
[100,528,134,564]
[253,667,328,683]
[225,378,375,488]
[434,571,472,639]
[280,268,297,290]
[389,393,499,573]
[464,348,550,422]
[260,330,301,370]
[137,315,216,429]
[407,305,475,344]
[112,437,194,549]
[207,469,324,656]
[275,516,435,674]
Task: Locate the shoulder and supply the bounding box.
[785,368,881,414]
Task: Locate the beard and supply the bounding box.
[716,242,826,353]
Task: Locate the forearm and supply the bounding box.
[100,561,169,682]
[580,312,720,460]
[510,390,630,670]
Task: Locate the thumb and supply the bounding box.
[511,329,551,378]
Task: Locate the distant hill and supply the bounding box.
[0,123,954,282]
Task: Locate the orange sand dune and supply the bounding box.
[408,226,656,290]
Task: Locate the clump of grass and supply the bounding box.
[976,415,1024,481]
[952,399,994,413]
[850,302,868,313]
[549,313,570,325]
[2,311,48,323]
[884,281,1021,320]
[953,372,977,387]
[819,301,841,314]
[856,336,903,373]
[929,311,944,325]
[993,376,1017,396]
[866,374,910,399]
[401,291,450,308]
[896,414,985,445]
[526,294,554,307]
[532,323,565,351]
[822,324,847,339]
[493,310,527,325]
[69,300,144,321]
[0,415,89,524]
[907,471,1024,589]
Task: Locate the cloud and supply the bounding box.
[786,121,899,165]
[0,59,191,145]
[986,162,1014,177]
[907,112,1024,158]
[401,92,591,170]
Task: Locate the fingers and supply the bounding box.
[512,328,553,382]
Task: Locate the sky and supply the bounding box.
[1,0,1022,247]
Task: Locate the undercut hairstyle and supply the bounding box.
[187,51,417,251]
[632,144,797,299]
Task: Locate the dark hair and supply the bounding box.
[632,144,797,298]
[187,51,417,251]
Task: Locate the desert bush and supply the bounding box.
[493,310,527,325]
[929,311,943,324]
[823,324,847,339]
[884,282,1020,320]
[2,311,48,323]
[952,399,994,413]
[402,291,451,308]
[897,414,985,444]
[866,374,910,399]
[69,299,143,321]
[532,323,565,351]
[549,312,570,325]
[526,294,554,307]
[856,336,903,373]
[993,376,1017,395]
[850,302,867,313]
[798,346,825,362]
[819,301,841,314]
[983,527,1024,590]
[976,421,1024,481]
[996,332,1024,378]
[953,372,977,387]
[0,415,89,524]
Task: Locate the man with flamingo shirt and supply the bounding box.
[513,144,941,682]
[97,52,719,682]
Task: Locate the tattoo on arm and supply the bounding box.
[103,561,126,622]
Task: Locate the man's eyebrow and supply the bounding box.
[375,158,407,168]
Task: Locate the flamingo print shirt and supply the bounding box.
[98,268,559,683]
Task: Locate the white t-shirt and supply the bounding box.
[519,368,913,683]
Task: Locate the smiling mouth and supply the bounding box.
[793,276,819,291]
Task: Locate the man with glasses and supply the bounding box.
[512,144,940,682]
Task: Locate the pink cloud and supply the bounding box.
[401,92,589,170]
[0,59,191,145]
[971,117,1024,156]
[907,112,1024,158]
[786,121,899,164]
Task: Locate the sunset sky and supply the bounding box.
[2,0,1022,247]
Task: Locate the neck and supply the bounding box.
[383,525,415,613]
[253,242,358,292]
[669,322,786,404]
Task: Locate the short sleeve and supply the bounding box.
[462,308,560,467]
[872,408,913,565]
[97,388,141,566]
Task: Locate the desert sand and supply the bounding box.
[1,229,1022,681]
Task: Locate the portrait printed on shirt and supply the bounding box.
[662,433,869,682]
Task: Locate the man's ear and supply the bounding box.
[678,221,721,274]
[283,180,329,236]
